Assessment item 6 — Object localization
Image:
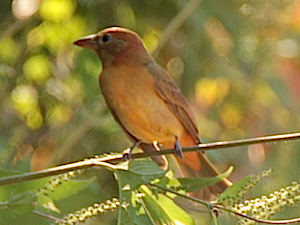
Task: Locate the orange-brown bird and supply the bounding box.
[74,27,231,199]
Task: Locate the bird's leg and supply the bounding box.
[122,140,142,161]
[174,135,184,159]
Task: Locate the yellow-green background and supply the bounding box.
[1,0,300,224]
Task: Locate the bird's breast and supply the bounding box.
[99,64,184,143]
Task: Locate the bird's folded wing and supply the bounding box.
[147,62,200,144]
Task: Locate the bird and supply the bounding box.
[74,27,232,199]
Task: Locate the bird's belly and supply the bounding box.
[100,68,184,144]
[117,94,185,144]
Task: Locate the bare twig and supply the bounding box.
[152,0,203,57]
[0,132,300,186]
[33,210,66,223]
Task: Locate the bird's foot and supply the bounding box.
[122,140,142,161]
[122,148,132,161]
[174,136,184,159]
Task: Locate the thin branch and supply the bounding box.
[149,184,300,224]
[33,210,66,223]
[152,0,203,57]
[214,206,300,224]
[0,158,116,186]
[131,132,300,159]
[0,132,300,186]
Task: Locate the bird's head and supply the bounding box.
[74,27,153,66]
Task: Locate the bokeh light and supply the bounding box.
[12,0,39,20]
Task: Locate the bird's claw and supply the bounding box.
[174,136,184,159]
[122,148,132,161]
[122,141,142,161]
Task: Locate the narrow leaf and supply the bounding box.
[177,166,233,192]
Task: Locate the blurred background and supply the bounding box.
[1,0,300,224]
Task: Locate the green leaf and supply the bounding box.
[120,195,153,225]
[217,175,253,200]
[116,160,194,224]
[129,160,166,183]
[115,160,166,225]
[115,169,153,225]
[141,185,194,225]
[46,176,96,201]
[177,166,233,193]
[116,169,145,191]
[37,194,60,213]
[115,160,166,190]
[128,160,165,176]
[7,191,37,215]
[115,168,141,225]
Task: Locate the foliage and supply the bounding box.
[2,159,300,224]
[1,0,300,224]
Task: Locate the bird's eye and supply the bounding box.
[102,34,111,43]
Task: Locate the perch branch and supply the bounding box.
[0,132,300,186]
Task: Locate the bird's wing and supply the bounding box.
[147,62,232,197]
[147,62,200,144]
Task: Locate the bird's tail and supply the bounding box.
[141,135,232,200]
[175,134,232,200]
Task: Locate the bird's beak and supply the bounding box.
[74,34,98,50]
